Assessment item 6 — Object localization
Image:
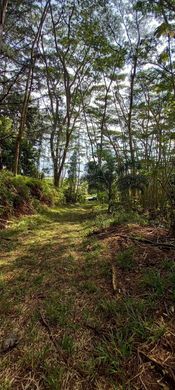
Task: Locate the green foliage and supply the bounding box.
[0,170,63,218]
[118,174,148,193]
[96,298,120,319]
[111,209,148,225]
[0,116,40,176]
[86,150,117,208]
[0,116,12,139]
[92,208,148,231]
[44,365,64,389]
[65,151,79,203]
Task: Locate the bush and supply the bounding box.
[0,170,64,221]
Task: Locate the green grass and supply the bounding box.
[141,269,166,297]
[161,258,175,271]
[96,298,120,319]
[79,280,99,293]
[43,365,65,389]
[45,294,73,327]
[115,247,135,271]
[59,334,75,354]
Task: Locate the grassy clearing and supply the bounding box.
[0,204,175,389]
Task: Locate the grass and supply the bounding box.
[45,294,73,327]
[115,247,135,271]
[59,334,75,354]
[141,269,166,297]
[79,280,99,293]
[0,203,174,389]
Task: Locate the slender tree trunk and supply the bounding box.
[13,0,49,175]
[99,79,112,166]
[0,0,8,51]
[128,54,137,175]
[56,133,71,187]
[127,11,140,176]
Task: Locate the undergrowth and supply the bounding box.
[0,170,64,221]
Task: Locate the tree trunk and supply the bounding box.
[13,0,49,175]
[0,0,8,51]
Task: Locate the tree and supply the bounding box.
[86,150,117,211]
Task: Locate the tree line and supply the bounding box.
[0,0,175,224]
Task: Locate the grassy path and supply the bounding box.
[1,205,175,389]
[0,205,114,390]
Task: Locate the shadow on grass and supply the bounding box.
[0,204,96,253]
[0,204,96,319]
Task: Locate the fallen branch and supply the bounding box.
[39,311,62,353]
[129,236,175,249]
[111,264,118,293]
[138,349,175,384]
[0,237,15,241]
[89,228,117,237]
[90,229,175,249]
[84,323,111,340]
[0,218,13,223]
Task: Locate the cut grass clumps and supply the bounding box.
[115,247,135,271]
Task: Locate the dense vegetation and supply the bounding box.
[1,1,175,389]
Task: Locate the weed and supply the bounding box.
[148,323,166,343]
[162,258,175,271]
[99,261,111,278]
[0,274,5,292]
[115,247,135,271]
[141,269,166,296]
[59,334,75,354]
[33,274,44,286]
[168,270,175,287]
[110,331,133,358]
[79,280,99,293]
[95,340,120,374]
[94,214,113,230]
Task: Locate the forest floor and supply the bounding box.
[0,204,175,390]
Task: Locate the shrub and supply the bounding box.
[0,171,64,221]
